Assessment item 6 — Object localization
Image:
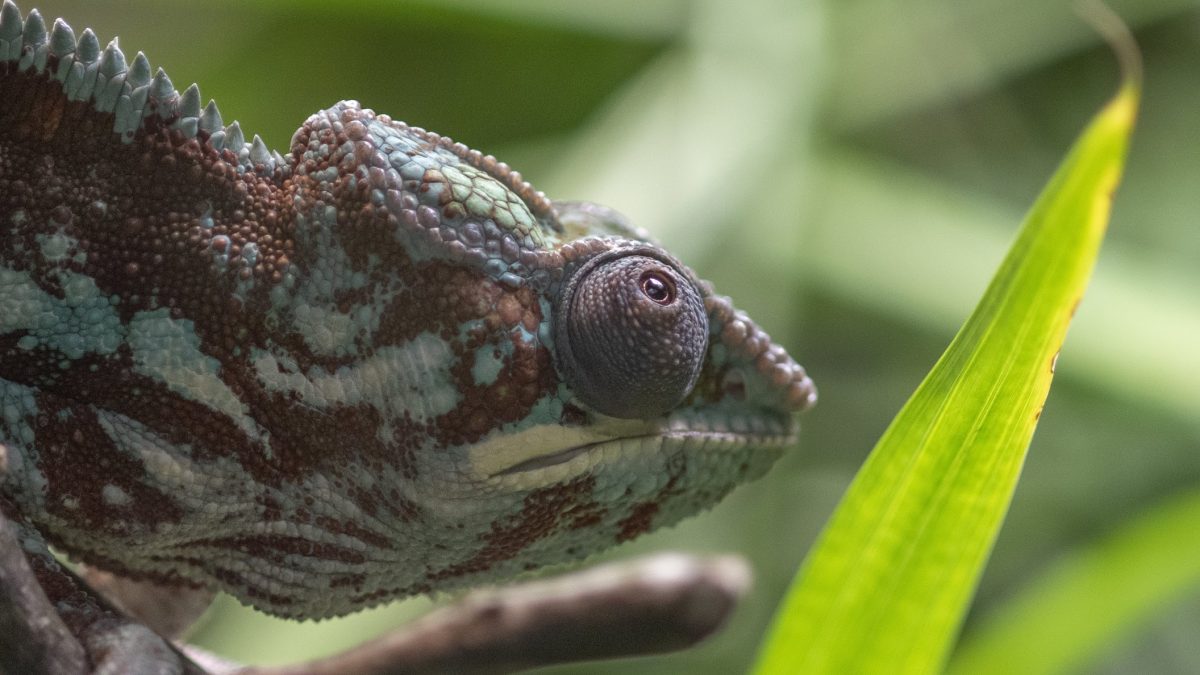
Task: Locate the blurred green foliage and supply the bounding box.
[31,0,1199,672]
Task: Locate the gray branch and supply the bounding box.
[0,507,89,675]
[218,553,750,675]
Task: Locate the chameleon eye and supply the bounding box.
[555,252,708,419]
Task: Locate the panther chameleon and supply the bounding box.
[0,0,816,627]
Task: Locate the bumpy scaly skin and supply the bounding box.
[0,2,815,619]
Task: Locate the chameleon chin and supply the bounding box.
[0,1,815,621]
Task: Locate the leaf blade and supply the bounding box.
[753,75,1139,675]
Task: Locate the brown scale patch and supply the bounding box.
[372,257,560,450]
[188,534,367,566]
[568,504,607,531]
[211,567,295,609]
[434,328,556,448]
[332,284,378,317]
[2,71,293,308]
[16,133,271,325]
[1,66,86,144]
[394,496,422,522]
[287,114,412,278]
[257,493,284,522]
[347,581,432,609]
[427,476,597,583]
[0,331,60,389]
[43,545,193,592]
[349,484,382,518]
[33,390,186,534]
[0,338,282,489]
[337,192,410,276]
[234,383,407,490]
[269,113,562,460]
[2,66,301,488]
[375,259,506,346]
[615,454,687,543]
[313,515,392,551]
[437,285,557,447]
[329,573,368,590]
[615,501,660,543]
[248,324,363,374]
[391,431,421,481]
[143,553,222,579]
[246,391,395,481]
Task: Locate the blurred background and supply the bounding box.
[27,0,1199,672]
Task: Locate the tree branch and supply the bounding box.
[0,504,89,675]
[200,553,750,675]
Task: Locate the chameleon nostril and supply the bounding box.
[722,369,747,401]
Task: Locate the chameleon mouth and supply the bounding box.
[483,410,797,480]
[492,436,652,476]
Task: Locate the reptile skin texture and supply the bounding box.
[0,2,816,619]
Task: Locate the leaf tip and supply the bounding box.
[1075,0,1143,96]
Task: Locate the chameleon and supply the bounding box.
[0,0,815,626]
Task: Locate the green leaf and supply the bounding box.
[947,487,1200,675]
[752,49,1140,675]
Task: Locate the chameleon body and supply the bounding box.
[0,2,815,620]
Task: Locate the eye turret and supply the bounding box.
[554,250,709,419]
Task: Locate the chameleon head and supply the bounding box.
[394,190,818,602]
[270,101,818,618]
[274,99,817,615]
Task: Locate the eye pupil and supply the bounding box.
[639,271,675,305]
